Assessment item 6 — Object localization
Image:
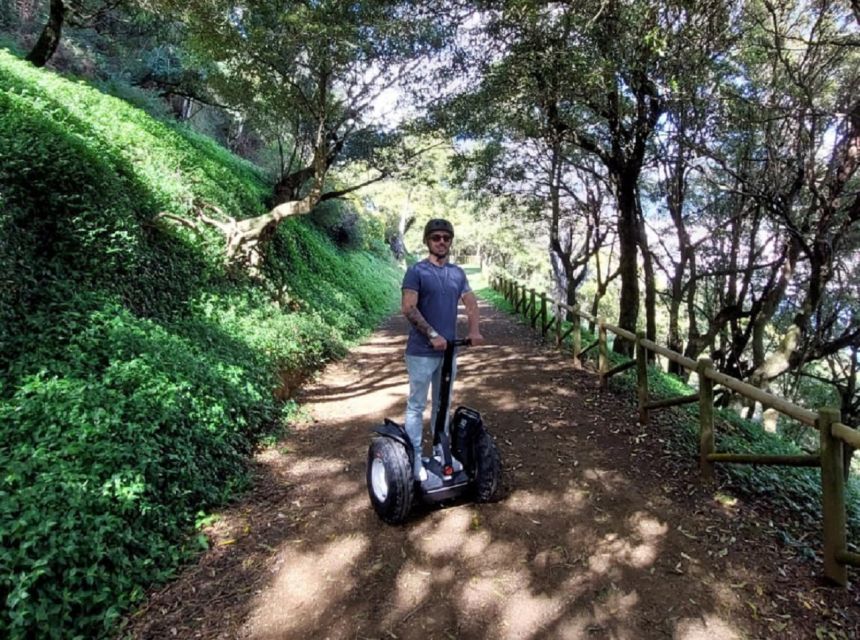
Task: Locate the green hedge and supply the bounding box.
[0,50,401,638]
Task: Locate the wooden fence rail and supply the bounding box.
[492,275,860,586]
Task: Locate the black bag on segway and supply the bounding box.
[451,406,483,473]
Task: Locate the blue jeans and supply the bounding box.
[405,353,457,471]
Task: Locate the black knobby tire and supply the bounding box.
[474,429,502,502]
[366,436,414,524]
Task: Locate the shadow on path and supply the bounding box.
[123,300,857,640]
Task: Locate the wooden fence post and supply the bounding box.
[529,289,537,328]
[572,305,581,368]
[555,303,562,346]
[636,331,649,425]
[697,357,715,483]
[598,318,608,389]
[819,407,847,586]
[540,292,548,336]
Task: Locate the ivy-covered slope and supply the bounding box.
[0,49,400,638]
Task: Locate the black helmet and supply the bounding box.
[423,218,455,240]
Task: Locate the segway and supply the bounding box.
[366,338,502,524]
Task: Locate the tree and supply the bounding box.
[160,0,444,268]
[741,0,860,389]
[25,0,125,67]
[439,1,740,354]
[673,0,860,393]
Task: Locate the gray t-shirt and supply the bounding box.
[402,259,471,357]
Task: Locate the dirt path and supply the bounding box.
[124,300,858,640]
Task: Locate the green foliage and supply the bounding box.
[0,50,401,638]
[0,48,268,221]
[0,297,272,636]
[264,218,401,340]
[308,199,375,251]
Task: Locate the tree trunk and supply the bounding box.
[661,143,692,376]
[747,237,802,386]
[637,206,656,361]
[546,140,592,319]
[613,170,639,356]
[25,0,66,67]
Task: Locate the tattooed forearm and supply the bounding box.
[402,290,435,337]
[404,306,434,336]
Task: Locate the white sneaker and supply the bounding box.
[415,465,428,482]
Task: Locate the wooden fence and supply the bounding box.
[493,275,860,586]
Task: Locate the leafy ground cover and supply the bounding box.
[0,50,401,638]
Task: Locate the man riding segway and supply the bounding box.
[366,219,502,524]
[401,218,484,481]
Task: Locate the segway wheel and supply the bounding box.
[367,436,414,524]
[474,430,502,502]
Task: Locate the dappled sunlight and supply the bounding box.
[417,517,522,564]
[458,572,509,614]
[674,615,742,639]
[630,511,669,539]
[498,589,566,639]
[561,484,590,508]
[410,508,474,557]
[459,528,493,558]
[129,303,808,640]
[325,477,361,499]
[472,537,527,567]
[388,560,433,620]
[283,455,346,479]
[309,380,408,410]
[487,392,528,411]
[590,584,641,623]
[459,568,527,607]
[341,490,372,515]
[242,534,369,639]
[505,487,587,515]
[582,466,629,490]
[589,531,660,571]
[583,511,671,569]
[555,614,603,639]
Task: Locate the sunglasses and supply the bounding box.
[429,234,452,243]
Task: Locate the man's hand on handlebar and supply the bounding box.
[430,335,448,351]
[467,332,485,347]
